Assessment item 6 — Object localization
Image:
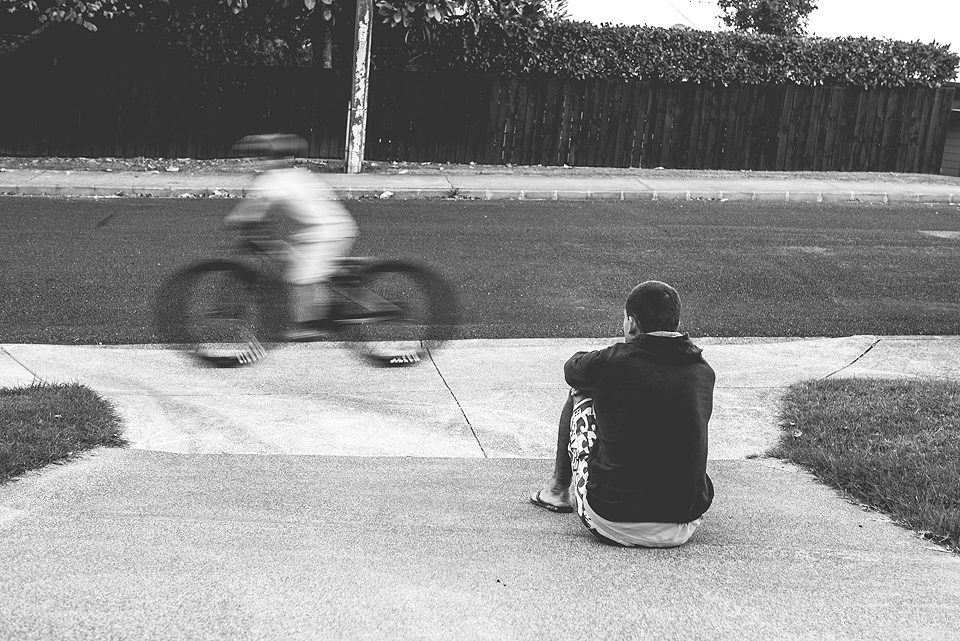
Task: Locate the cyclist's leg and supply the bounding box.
[286,235,355,323]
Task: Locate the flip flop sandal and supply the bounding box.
[530,491,573,513]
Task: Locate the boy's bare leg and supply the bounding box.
[531,391,575,509]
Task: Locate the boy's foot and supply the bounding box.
[529,490,573,513]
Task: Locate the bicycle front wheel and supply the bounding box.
[155,261,280,368]
[339,261,458,367]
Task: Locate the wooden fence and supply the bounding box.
[0,58,955,173]
[368,74,956,173]
[0,63,349,159]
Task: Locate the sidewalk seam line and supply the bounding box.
[820,338,882,379]
[0,346,41,382]
[427,347,488,458]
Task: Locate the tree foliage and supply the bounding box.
[3,0,550,67]
[717,0,818,37]
[2,0,149,31]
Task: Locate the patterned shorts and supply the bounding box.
[567,394,610,540]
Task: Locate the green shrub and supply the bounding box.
[392,18,959,87]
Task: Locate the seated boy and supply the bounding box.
[530,280,715,547]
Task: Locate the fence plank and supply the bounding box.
[821,87,844,171]
[731,85,748,169]
[720,85,742,170]
[581,78,608,167]
[656,84,675,167]
[484,79,506,165]
[646,83,667,168]
[892,89,916,171]
[669,82,693,168]
[706,86,729,169]
[794,86,828,169]
[500,78,520,165]
[877,89,903,172]
[927,86,956,173]
[606,81,627,167]
[833,88,859,171]
[569,79,588,166]
[914,88,936,173]
[537,78,559,165]
[682,83,703,169]
[856,91,880,171]
[556,80,574,165]
[699,84,715,169]
[774,85,795,170]
[615,81,638,167]
[631,83,653,168]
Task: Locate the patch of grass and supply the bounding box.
[0,382,126,483]
[772,378,960,553]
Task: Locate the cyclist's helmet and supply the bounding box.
[233,133,309,159]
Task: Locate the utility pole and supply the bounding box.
[345,0,373,174]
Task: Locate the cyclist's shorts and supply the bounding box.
[286,237,355,285]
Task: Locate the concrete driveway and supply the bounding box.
[2,336,960,640]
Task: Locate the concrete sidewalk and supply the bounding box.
[2,336,960,639]
[2,166,960,202]
[4,336,960,459]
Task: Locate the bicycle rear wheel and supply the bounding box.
[155,261,279,368]
[338,261,458,367]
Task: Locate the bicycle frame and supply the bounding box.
[237,235,406,328]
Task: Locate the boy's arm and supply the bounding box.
[564,349,608,395]
[225,196,270,228]
[225,173,276,228]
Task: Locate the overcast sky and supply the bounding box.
[566,0,959,60]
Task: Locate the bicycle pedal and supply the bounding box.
[237,339,266,364]
[387,352,421,365]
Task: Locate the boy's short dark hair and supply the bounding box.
[625,281,681,332]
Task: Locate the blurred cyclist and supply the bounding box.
[226,134,358,340]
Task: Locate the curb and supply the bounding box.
[1,185,959,203]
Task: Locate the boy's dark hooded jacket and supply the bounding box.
[565,332,715,524]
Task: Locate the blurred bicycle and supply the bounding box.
[154,220,459,368]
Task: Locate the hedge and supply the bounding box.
[385,19,959,88]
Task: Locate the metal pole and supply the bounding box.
[345,0,373,174]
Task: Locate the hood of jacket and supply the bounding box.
[627,332,704,365]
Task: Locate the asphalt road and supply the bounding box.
[2,196,960,343]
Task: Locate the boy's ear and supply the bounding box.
[626,314,640,334]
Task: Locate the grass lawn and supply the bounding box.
[773,378,960,553]
[0,382,126,483]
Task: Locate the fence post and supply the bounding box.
[345,0,373,174]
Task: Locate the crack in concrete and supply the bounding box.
[821,338,882,380]
[633,176,655,190]
[427,346,488,458]
[440,172,459,197]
